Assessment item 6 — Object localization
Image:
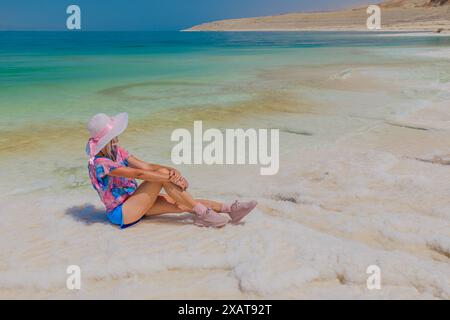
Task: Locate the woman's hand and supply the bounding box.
[169,169,189,191]
[171,176,189,191]
[169,168,181,180]
[127,156,189,188]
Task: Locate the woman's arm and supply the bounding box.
[126,155,188,190]
[107,166,170,182]
[128,155,175,172]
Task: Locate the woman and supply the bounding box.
[86,112,257,229]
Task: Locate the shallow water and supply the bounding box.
[0,31,449,299]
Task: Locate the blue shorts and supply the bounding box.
[107,204,142,229]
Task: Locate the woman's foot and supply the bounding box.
[193,208,230,228]
[224,200,257,224]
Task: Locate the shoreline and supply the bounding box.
[182,29,450,35]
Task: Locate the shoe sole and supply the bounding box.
[193,216,230,228]
[230,201,258,224]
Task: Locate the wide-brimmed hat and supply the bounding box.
[85,112,128,161]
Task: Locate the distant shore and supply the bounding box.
[185,1,450,33]
[184,29,450,35]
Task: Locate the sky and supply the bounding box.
[0,0,374,31]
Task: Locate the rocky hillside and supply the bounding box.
[382,0,448,7]
[186,0,450,32]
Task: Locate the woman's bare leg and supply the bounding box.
[161,182,199,209]
[122,181,227,225]
[161,182,225,210]
[156,194,224,213]
[153,168,223,211]
[122,181,163,224]
[195,199,223,212]
[144,195,186,216]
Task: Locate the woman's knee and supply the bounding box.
[157,168,171,175]
[127,182,162,208]
[162,180,177,189]
[139,181,163,194]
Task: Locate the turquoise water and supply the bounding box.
[2,32,450,300]
[1,31,449,130]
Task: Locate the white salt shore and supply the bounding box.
[0,45,449,300]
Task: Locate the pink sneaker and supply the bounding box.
[228,200,257,224]
[193,208,230,228]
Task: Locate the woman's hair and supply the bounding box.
[99,137,118,161]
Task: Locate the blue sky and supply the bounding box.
[0,0,374,31]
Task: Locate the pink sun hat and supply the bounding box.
[85,112,128,161]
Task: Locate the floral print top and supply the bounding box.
[88,146,138,212]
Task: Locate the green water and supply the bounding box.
[1,31,449,130]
